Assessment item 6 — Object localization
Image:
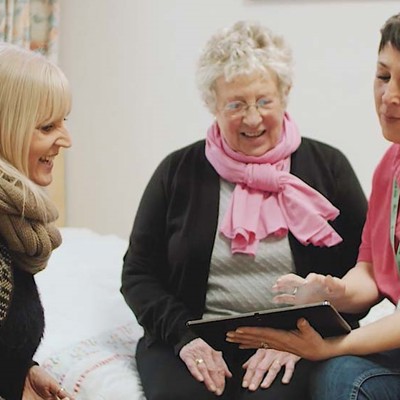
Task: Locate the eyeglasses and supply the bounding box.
[223,98,272,117]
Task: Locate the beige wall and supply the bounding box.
[59,0,399,239]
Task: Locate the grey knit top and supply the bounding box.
[203,179,295,319]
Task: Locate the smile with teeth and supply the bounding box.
[39,155,56,164]
[241,130,265,138]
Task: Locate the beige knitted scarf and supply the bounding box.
[0,172,62,274]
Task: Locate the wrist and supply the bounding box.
[323,335,348,359]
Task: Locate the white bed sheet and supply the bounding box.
[34,228,146,400]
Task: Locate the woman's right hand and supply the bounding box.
[179,338,232,396]
[272,273,346,306]
[23,365,74,400]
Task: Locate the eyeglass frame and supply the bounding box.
[221,97,273,118]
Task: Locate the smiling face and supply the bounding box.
[374,43,400,143]
[28,118,71,186]
[214,71,286,157]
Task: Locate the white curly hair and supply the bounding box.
[196,21,293,112]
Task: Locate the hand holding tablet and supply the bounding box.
[186,301,350,351]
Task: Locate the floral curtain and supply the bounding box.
[0,0,60,61]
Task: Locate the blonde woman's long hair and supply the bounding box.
[0,43,71,218]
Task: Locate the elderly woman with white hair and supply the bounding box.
[121,21,367,399]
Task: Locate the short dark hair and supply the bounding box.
[379,13,400,52]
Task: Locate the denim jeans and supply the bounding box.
[311,350,400,400]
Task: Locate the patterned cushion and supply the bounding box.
[42,322,145,400]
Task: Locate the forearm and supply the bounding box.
[325,310,400,357]
[330,262,380,313]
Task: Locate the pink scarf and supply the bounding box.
[205,113,342,255]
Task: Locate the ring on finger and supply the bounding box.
[195,358,204,365]
[260,341,269,349]
[292,287,298,295]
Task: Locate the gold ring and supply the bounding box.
[260,342,269,349]
[195,358,204,365]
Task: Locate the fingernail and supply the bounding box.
[236,329,243,334]
[226,332,234,337]
[242,380,248,388]
[249,383,256,391]
[210,385,216,392]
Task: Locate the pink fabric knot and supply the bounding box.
[244,163,282,193]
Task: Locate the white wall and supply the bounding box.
[59,0,400,239]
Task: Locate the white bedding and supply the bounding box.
[34,227,396,400]
[34,228,146,400]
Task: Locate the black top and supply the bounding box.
[121,138,368,354]
[0,245,44,400]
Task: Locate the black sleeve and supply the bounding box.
[330,147,368,270]
[290,139,368,326]
[329,145,369,325]
[121,154,198,354]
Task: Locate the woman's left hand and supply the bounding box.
[272,273,345,306]
[242,349,300,391]
[23,365,74,400]
[226,318,333,361]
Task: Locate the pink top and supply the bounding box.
[358,144,400,304]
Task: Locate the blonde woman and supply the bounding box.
[0,44,73,400]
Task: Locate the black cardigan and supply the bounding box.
[121,138,367,354]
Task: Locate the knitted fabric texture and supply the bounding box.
[0,244,13,327]
[0,171,61,274]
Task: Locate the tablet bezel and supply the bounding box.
[186,301,351,350]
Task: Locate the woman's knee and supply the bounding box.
[311,355,400,400]
[353,369,400,400]
[311,356,372,400]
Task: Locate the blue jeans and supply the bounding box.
[311,350,400,400]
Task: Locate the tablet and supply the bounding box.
[186,301,351,350]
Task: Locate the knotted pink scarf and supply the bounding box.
[205,113,342,255]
